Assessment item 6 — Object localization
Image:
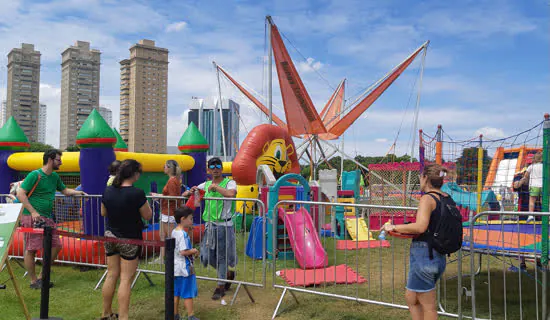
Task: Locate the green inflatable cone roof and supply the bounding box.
[178,122,209,153]
[76,109,116,148]
[112,128,128,151]
[0,117,30,150]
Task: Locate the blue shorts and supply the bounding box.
[406,241,446,293]
[174,275,198,299]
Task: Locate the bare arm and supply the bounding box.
[179,248,198,256]
[209,184,237,198]
[61,188,87,196]
[16,188,39,219]
[390,195,435,234]
[101,203,107,217]
[139,201,153,220]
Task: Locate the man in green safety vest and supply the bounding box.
[183,157,237,300]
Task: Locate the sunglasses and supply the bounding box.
[209,164,222,169]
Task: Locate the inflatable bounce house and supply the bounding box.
[2,110,220,264]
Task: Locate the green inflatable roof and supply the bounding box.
[0,117,30,150]
[178,122,209,153]
[76,109,116,148]
[112,128,128,151]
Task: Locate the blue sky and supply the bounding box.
[0,0,547,157]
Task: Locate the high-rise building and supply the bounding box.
[0,100,6,127]
[98,106,112,127]
[37,103,47,143]
[119,39,168,153]
[59,41,101,150]
[6,44,41,141]
[188,97,240,159]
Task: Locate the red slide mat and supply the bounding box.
[278,264,366,287]
[336,240,391,250]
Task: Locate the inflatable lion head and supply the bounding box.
[232,124,300,185]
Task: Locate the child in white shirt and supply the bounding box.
[172,207,199,320]
[525,152,543,222]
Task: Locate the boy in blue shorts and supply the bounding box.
[173,207,199,320]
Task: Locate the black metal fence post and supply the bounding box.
[165,238,175,320]
[34,226,62,320]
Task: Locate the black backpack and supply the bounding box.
[425,192,463,259]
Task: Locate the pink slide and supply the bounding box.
[278,207,328,269]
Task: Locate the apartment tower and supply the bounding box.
[119,39,168,153]
[59,41,100,150]
[6,44,41,141]
[37,103,47,143]
[98,106,113,127]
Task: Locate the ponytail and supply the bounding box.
[113,159,142,188]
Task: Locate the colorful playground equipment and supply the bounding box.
[246,171,327,269]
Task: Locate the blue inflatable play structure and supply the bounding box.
[441,182,499,212]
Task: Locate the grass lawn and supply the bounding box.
[1,232,547,319]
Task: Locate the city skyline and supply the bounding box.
[0,1,546,156]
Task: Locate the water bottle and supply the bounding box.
[193,189,201,208]
[378,222,390,240]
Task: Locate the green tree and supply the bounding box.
[29,142,54,152]
[65,145,80,152]
[455,147,492,186]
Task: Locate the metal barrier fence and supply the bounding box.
[6,194,108,269]
[131,195,266,305]
[5,193,266,305]
[466,211,550,320]
[5,192,549,317]
[270,200,468,319]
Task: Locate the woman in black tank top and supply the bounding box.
[381,164,449,320]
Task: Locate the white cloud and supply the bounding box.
[297,57,324,74]
[375,138,388,143]
[165,21,188,33]
[417,6,537,39]
[475,127,506,140]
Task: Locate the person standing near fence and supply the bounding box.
[151,160,182,264]
[106,160,121,187]
[381,164,449,320]
[100,159,152,320]
[17,149,87,289]
[524,152,543,222]
[183,157,237,300]
[172,206,199,320]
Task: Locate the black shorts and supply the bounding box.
[104,230,141,260]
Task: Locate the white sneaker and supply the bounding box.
[151,256,164,264]
[526,216,535,223]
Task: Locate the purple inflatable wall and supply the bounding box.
[0,151,16,202]
[79,147,115,235]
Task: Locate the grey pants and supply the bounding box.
[200,223,237,286]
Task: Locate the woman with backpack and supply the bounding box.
[381,163,459,320]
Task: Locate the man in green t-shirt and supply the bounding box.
[17,149,86,289]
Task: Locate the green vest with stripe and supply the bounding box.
[202,178,236,222]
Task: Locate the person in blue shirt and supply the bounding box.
[172,206,199,320]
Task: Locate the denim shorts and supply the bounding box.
[406,241,446,293]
